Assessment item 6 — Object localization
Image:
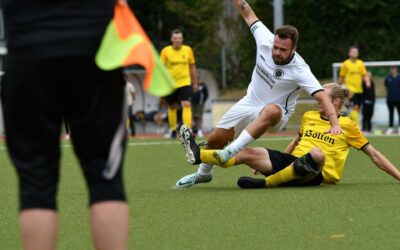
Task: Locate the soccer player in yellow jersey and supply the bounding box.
[160,29,198,138]
[179,83,400,188]
[339,46,371,126]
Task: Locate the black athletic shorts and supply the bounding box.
[165,85,193,105]
[1,56,127,210]
[264,148,323,186]
[351,93,363,106]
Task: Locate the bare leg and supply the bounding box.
[90,201,129,250]
[20,209,58,250]
[219,104,282,161]
[246,104,282,138]
[235,147,274,174]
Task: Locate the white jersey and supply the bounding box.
[245,21,322,117]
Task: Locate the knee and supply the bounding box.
[309,147,325,165]
[181,100,191,107]
[259,104,282,125]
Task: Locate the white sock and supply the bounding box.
[197,163,213,176]
[222,129,255,160]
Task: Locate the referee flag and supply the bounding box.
[96,1,175,96]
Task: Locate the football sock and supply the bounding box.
[349,109,359,126]
[265,165,297,187]
[182,106,192,128]
[219,157,236,168]
[168,107,177,131]
[220,129,255,162]
[197,163,213,175]
[199,149,236,167]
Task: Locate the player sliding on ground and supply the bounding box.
[179,83,400,188]
[175,0,342,188]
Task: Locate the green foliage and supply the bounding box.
[131,0,400,88]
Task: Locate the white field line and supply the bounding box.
[0,134,398,150]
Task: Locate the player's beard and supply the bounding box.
[273,50,295,65]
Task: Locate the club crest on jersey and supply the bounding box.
[273,69,284,79]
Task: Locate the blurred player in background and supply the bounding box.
[160,29,198,139]
[339,45,371,126]
[192,74,209,138]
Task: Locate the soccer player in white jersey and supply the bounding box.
[176,0,342,188]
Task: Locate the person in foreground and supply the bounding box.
[179,83,400,188]
[175,0,342,188]
[2,1,129,249]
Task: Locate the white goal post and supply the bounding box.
[332,61,400,82]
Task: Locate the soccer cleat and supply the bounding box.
[179,125,201,164]
[237,176,266,189]
[175,173,213,188]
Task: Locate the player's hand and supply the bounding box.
[253,169,260,175]
[193,84,199,93]
[325,124,343,135]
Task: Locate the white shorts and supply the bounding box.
[216,98,290,138]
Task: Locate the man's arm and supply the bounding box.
[313,91,343,135]
[362,74,371,89]
[362,144,400,181]
[231,0,259,27]
[190,64,199,91]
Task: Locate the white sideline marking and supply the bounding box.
[0,134,398,150]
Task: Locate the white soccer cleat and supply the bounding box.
[175,173,213,188]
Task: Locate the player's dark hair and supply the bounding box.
[275,25,299,47]
[171,29,182,36]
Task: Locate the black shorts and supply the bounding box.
[264,148,323,186]
[165,85,193,105]
[351,93,363,106]
[1,56,127,210]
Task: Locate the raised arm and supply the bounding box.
[231,0,259,27]
[362,144,400,181]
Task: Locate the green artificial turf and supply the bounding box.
[1,136,400,249]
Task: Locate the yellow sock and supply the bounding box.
[219,157,236,168]
[168,107,177,131]
[265,165,297,187]
[182,106,192,128]
[199,150,236,168]
[349,109,359,126]
[200,150,223,165]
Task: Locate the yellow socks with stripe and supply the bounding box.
[349,109,359,126]
[265,165,297,187]
[219,157,236,168]
[199,150,236,168]
[168,107,177,131]
[182,106,192,128]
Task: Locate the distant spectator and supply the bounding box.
[361,71,375,133]
[384,66,400,134]
[143,98,168,134]
[339,46,371,126]
[192,75,209,138]
[125,76,136,136]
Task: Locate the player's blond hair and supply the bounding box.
[322,83,349,107]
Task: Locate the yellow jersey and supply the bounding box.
[292,111,369,184]
[160,45,195,88]
[339,59,367,94]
